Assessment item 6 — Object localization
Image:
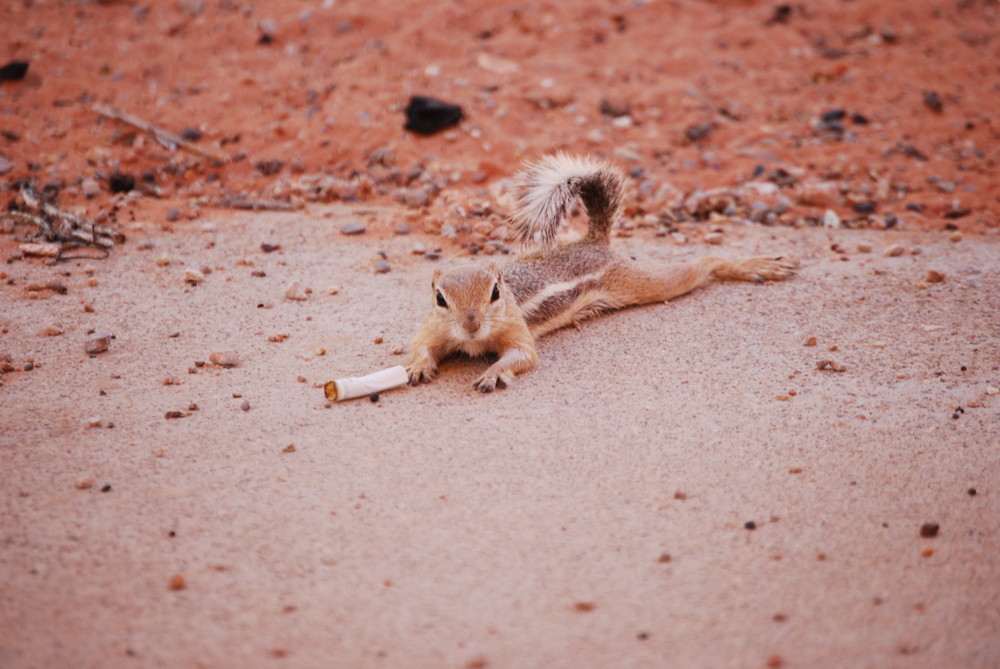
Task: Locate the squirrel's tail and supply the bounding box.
[507,153,624,247]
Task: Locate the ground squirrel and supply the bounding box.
[407,154,797,392]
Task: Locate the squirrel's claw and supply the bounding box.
[407,363,436,385]
[472,370,512,393]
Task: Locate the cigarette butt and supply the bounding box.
[325,365,409,402]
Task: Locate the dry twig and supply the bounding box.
[212,198,296,212]
[2,188,123,261]
[91,103,229,162]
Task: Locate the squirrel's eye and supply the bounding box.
[436,291,448,308]
[490,284,500,303]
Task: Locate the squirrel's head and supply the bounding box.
[431,263,509,340]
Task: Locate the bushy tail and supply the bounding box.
[507,154,624,247]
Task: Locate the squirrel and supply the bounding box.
[406,153,797,392]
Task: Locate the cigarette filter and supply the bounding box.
[325,365,409,402]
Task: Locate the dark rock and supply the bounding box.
[765,5,791,25]
[254,159,285,176]
[109,172,135,193]
[403,96,463,136]
[684,122,713,143]
[821,109,846,123]
[0,61,29,82]
[923,91,944,113]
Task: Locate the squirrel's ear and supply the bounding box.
[431,269,442,287]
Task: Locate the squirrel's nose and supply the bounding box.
[463,312,481,333]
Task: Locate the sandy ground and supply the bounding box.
[3,0,1000,667]
[2,209,999,668]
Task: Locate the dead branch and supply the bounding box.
[91,103,229,162]
[3,187,122,261]
[212,198,296,211]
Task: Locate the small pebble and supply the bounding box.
[804,336,817,347]
[168,574,186,591]
[923,91,944,113]
[340,222,367,236]
[373,260,391,274]
[369,392,380,402]
[240,399,251,411]
[822,209,841,229]
[968,488,977,496]
[184,269,204,284]
[920,523,939,538]
[949,232,963,243]
[284,281,308,301]
[85,332,111,354]
[76,478,95,490]
[883,244,905,257]
[925,270,946,283]
[704,232,724,245]
[282,444,297,453]
[208,351,239,367]
[856,242,872,253]
[394,222,411,235]
[81,178,101,197]
[41,323,64,336]
[745,521,757,530]
[165,208,181,222]
[101,484,112,493]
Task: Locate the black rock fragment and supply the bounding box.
[765,5,792,25]
[0,61,29,82]
[109,172,135,193]
[403,96,463,136]
[923,91,944,113]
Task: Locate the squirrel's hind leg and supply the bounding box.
[602,255,797,305]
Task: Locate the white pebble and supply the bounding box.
[209,350,239,367]
[85,332,111,354]
[284,281,309,301]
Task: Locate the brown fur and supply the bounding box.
[406,155,797,392]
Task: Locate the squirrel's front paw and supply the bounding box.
[407,362,437,385]
[472,369,514,393]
